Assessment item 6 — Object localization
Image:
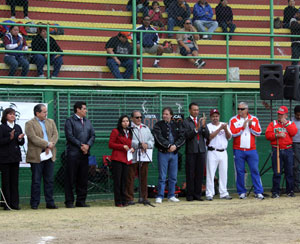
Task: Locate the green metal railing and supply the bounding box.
[0,0,295,83]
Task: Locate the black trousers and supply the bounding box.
[185,152,206,200]
[9,0,28,17]
[0,162,19,209]
[64,153,89,205]
[112,160,128,205]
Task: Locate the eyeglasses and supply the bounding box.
[134,116,142,119]
[185,22,192,25]
[238,108,247,111]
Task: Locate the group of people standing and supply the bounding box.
[0,102,95,210]
[2,101,300,210]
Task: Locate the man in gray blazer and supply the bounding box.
[25,103,58,210]
[183,102,210,201]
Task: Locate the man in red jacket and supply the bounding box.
[265,106,298,198]
[229,102,264,200]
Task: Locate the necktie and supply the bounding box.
[80,118,84,126]
[193,117,199,140]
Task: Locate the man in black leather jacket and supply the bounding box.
[64,101,95,208]
[153,107,185,203]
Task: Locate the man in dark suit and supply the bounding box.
[183,102,210,201]
[64,101,95,208]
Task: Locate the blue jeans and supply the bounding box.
[4,55,29,76]
[30,159,54,207]
[107,58,133,79]
[157,151,178,199]
[167,17,184,38]
[271,148,294,194]
[32,54,63,77]
[234,149,264,194]
[193,20,218,39]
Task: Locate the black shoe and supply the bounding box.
[287,191,295,197]
[194,197,204,201]
[186,197,194,201]
[128,200,136,205]
[31,206,38,210]
[11,206,21,210]
[4,206,11,210]
[272,193,280,198]
[65,204,74,208]
[75,203,90,207]
[46,204,58,209]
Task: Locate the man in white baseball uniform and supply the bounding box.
[206,109,232,201]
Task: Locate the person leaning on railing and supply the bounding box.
[3,25,29,77]
[105,32,133,79]
[31,26,63,78]
[283,0,298,28]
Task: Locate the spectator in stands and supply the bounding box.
[127,0,149,22]
[109,115,134,207]
[164,0,176,12]
[290,10,300,65]
[193,0,218,39]
[137,16,164,68]
[31,26,63,78]
[6,0,29,19]
[0,108,25,210]
[3,25,29,77]
[283,0,298,28]
[167,0,191,38]
[177,18,206,68]
[149,1,165,33]
[216,0,236,40]
[105,32,133,79]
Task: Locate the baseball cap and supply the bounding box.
[120,32,132,40]
[277,106,288,114]
[210,108,220,116]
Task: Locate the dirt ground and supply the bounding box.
[1,194,300,244]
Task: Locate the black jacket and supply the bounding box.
[290,17,300,42]
[216,4,233,23]
[153,120,185,153]
[183,117,210,154]
[0,123,25,164]
[168,1,191,20]
[64,114,95,156]
[31,34,63,54]
[283,6,298,25]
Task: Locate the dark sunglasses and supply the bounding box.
[185,22,192,25]
[238,108,247,111]
[135,116,142,119]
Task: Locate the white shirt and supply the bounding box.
[207,122,232,150]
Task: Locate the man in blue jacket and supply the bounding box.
[137,16,164,67]
[193,0,218,39]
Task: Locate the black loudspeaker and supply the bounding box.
[260,64,283,100]
[284,65,300,101]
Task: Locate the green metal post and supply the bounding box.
[270,0,274,64]
[44,91,54,119]
[226,34,230,82]
[132,0,137,79]
[47,25,51,78]
[139,31,143,80]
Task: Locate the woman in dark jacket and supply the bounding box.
[108,115,134,207]
[0,108,25,210]
[31,26,63,78]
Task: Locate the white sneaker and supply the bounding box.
[11,16,16,19]
[168,196,180,202]
[255,193,264,200]
[38,75,45,78]
[155,198,162,204]
[24,16,30,20]
[239,193,247,199]
[202,34,208,39]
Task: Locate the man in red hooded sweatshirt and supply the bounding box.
[265,106,298,198]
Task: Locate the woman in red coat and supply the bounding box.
[109,115,134,207]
